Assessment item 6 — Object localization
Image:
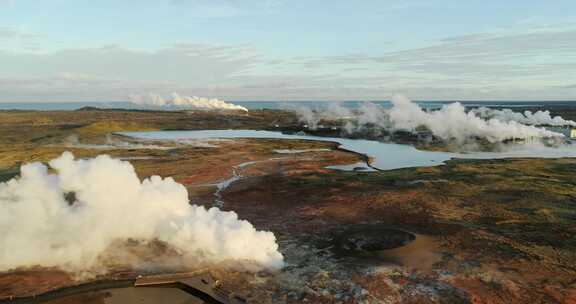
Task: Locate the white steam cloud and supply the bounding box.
[292,102,354,129]
[292,106,319,129]
[129,93,248,112]
[472,107,576,127]
[387,95,562,142]
[0,152,282,274]
[290,95,564,143]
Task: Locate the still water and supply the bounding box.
[123,130,576,171]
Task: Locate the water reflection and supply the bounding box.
[123,130,576,171]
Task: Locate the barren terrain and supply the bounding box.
[0,108,575,303]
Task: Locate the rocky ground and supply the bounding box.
[0,109,575,303]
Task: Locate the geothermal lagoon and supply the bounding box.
[123,129,576,171]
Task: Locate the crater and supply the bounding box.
[326,225,440,271]
[333,226,416,253]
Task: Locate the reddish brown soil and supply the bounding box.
[1,110,575,303]
[0,269,73,298]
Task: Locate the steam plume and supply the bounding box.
[290,95,563,143]
[472,107,576,127]
[387,95,562,142]
[291,102,353,129]
[292,106,318,129]
[129,93,248,112]
[0,153,282,274]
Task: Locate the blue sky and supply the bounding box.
[1,0,575,101]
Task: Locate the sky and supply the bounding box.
[1,0,575,102]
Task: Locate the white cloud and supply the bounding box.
[1,24,575,101]
[0,43,264,101]
[0,25,43,52]
[258,28,576,100]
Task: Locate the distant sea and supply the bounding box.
[0,101,575,111]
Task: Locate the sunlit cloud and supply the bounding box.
[0,4,575,102]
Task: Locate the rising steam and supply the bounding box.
[0,153,282,274]
[472,107,576,127]
[291,102,354,130]
[387,95,561,142]
[129,93,248,112]
[290,94,564,143]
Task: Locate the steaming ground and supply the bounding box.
[62,134,174,150]
[62,134,223,150]
[472,107,576,127]
[388,95,561,142]
[1,107,576,303]
[129,92,249,112]
[0,152,283,275]
[292,94,569,143]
